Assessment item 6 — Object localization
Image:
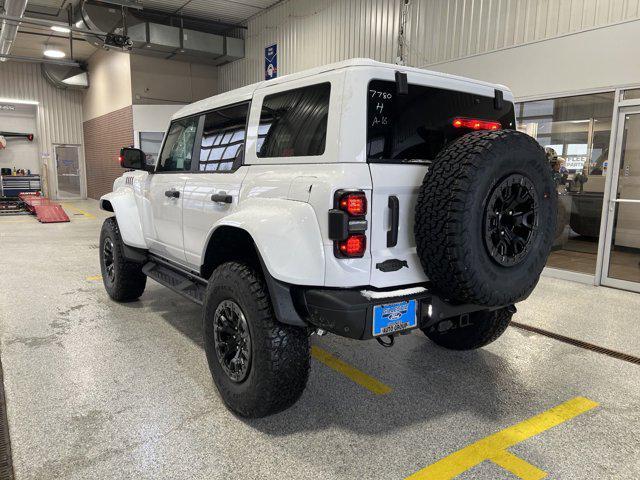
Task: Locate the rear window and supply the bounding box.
[257,82,330,158]
[367,80,515,163]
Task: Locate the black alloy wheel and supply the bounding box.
[99,217,147,302]
[484,174,538,267]
[213,300,252,383]
[103,237,116,282]
[202,261,310,417]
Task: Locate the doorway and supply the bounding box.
[601,106,640,292]
[54,145,83,199]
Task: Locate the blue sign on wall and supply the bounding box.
[265,44,278,80]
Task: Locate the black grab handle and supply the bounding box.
[387,195,399,247]
[211,193,233,204]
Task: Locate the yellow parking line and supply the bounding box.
[310,345,392,395]
[406,396,599,480]
[492,450,547,480]
[86,275,102,281]
[62,203,96,219]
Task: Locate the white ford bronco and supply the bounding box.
[99,59,556,417]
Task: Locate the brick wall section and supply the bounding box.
[83,105,133,200]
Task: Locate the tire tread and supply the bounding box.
[99,217,146,302]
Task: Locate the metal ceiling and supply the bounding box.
[5,0,282,25]
[0,0,279,64]
[141,0,280,25]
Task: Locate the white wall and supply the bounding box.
[0,105,38,174]
[0,62,85,198]
[218,0,400,92]
[405,0,640,67]
[132,104,182,134]
[427,19,640,99]
[83,49,133,122]
[130,55,218,105]
[218,0,640,94]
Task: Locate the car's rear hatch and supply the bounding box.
[366,78,515,288]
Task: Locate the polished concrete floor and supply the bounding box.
[1,200,639,480]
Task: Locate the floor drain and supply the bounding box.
[0,358,15,480]
[512,321,640,365]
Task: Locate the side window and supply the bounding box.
[157,116,198,172]
[257,82,330,158]
[199,103,249,172]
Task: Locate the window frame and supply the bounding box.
[245,72,343,166]
[191,100,251,175]
[154,114,201,174]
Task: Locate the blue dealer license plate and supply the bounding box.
[372,300,418,337]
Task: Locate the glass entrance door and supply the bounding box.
[602,108,640,291]
[55,145,82,199]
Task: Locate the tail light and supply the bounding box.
[118,155,124,166]
[452,117,501,131]
[338,234,366,257]
[329,190,368,258]
[339,192,367,216]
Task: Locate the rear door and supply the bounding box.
[182,103,250,269]
[369,163,428,288]
[366,78,515,288]
[146,115,199,263]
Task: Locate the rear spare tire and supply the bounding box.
[415,130,556,307]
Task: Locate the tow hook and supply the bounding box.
[376,335,395,348]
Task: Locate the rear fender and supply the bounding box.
[100,190,147,249]
[204,198,325,285]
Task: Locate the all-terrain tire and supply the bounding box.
[203,262,310,418]
[422,307,514,350]
[415,130,557,306]
[99,217,146,302]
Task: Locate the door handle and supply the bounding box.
[165,189,180,198]
[211,193,233,204]
[387,195,399,247]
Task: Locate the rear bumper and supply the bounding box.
[298,285,502,340]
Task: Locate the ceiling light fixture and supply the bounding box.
[51,25,71,34]
[43,48,66,59]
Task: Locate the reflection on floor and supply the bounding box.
[548,237,598,275]
[609,249,640,283]
[56,189,80,199]
[548,236,640,282]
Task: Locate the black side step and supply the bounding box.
[142,259,207,305]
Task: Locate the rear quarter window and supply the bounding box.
[257,82,331,158]
[367,80,515,163]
